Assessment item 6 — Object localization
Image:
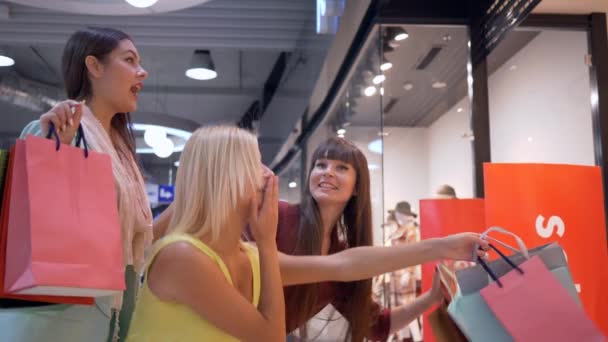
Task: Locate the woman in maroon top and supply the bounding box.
[154,137,488,341]
[271,137,488,341]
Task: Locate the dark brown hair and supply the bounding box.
[62,27,137,159]
[287,137,374,341]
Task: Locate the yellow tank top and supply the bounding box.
[126,233,260,342]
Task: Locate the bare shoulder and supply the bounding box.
[148,240,220,301]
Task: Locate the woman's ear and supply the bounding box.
[85,55,104,79]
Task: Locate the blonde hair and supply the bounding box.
[169,125,262,241]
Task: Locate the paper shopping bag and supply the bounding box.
[480,256,605,341]
[447,228,581,341]
[5,132,124,297]
[0,145,94,305]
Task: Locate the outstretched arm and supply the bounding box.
[279,233,487,286]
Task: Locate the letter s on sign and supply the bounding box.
[536,215,565,238]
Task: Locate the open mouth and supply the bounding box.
[318,182,338,190]
[130,83,142,96]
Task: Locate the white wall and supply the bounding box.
[489,30,595,165]
[382,127,430,218]
[428,98,475,198]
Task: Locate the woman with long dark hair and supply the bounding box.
[2,27,154,341]
[275,137,486,341]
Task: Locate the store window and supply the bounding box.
[487,28,595,165]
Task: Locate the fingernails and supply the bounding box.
[62,124,67,131]
[68,118,74,127]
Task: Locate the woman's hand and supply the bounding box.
[438,233,489,261]
[39,100,84,145]
[248,175,279,246]
[429,267,444,304]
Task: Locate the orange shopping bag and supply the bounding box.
[484,163,608,336]
[5,127,125,298]
[0,146,93,305]
[419,199,485,342]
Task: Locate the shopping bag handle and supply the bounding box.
[477,243,524,288]
[475,226,529,260]
[46,122,89,158]
[436,263,458,300]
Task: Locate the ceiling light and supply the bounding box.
[432,81,447,89]
[0,55,15,67]
[288,181,297,189]
[144,126,166,148]
[125,0,158,8]
[368,139,383,154]
[509,65,518,71]
[387,27,409,41]
[380,87,385,96]
[186,50,217,81]
[395,32,409,41]
[372,74,385,84]
[380,59,393,71]
[364,86,377,97]
[443,34,452,41]
[153,138,175,158]
[382,41,395,54]
[457,107,463,113]
[403,82,414,91]
[337,128,346,135]
[174,161,180,167]
[132,123,192,154]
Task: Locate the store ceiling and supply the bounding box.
[0,0,332,165]
[339,25,539,128]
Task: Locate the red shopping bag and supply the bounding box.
[5,131,124,297]
[480,255,605,341]
[419,199,485,342]
[484,163,608,335]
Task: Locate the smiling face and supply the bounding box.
[309,157,358,207]
[89,39,148,113]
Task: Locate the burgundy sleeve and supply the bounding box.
[332,297,391,341]
[275,201,300,254]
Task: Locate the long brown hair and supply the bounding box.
[287,137,374,341]
[62,27,137,159]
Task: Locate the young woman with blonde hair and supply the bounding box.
[126,126,285,342]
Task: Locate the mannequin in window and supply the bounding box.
[380,202,422,342]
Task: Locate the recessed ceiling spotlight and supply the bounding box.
[457,107,463,113]
[372,74,385,84]
[380,58,393,71]
[0,49,15,67]
[443,34,452,41]
[403,82,414,91]
[394,28,409,41]
[364,86,377,97]
[432,81,447,89]
[337,128,346,135]
[125,0,158,8]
